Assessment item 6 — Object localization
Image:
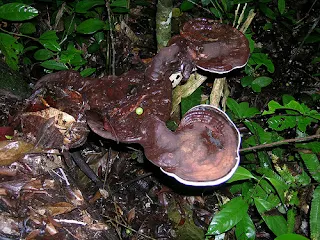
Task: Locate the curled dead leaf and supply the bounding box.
[0,141,34,166]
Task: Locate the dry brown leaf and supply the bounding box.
[127,208,136,224]
[47,202,76,216]
[0,140,34,166]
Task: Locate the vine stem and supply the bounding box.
[105,0,116,76]
[0,27,38,41]
[240,134,320,152]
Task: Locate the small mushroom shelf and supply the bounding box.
[22,18,249,186]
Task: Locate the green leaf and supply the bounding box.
[278,0,286,14]
[64,15,78,35]
[310,186,320,240]
[275,233,309,240]
[23,46,38,53]
[201,0,211,6]
[263,100,284,115]
[257,168,289,204]
[110,0,128,8]
[227,98,259,119]
[181,87,202,116]
[259,3,276,20]
[80,68,96,77]
[60,44,86,67]
[282,94,295,104]
[267,115,296,131]
[0,33,23,70]
[286,100,305,113]
[296,141,320,154]
[287,209,296,233]
[75,0,104,13]
[227,166,257,183]
[266,177,287,203]
[235,213,256,240]
[254,198,288,236]
[297,116,315,132]
[251,83,261,92]
[253,76,273,87]
[40,60,68,70]
[19,22,36,35]
[241,75,254,87]
[209,8,222,18]
[207,197,249,235]
[299,153,320,182]
[77,19,105,34]
[180,0,194,11]
[34,49,54,61]
[251,76,272,92]
[39,30,61,52]
[0,3,38,21]
[250,53,275,73]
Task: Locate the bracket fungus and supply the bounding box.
[23,18,249,186]
[140,105,241,186]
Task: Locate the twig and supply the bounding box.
[54,219,86,225]
[240,134,320,152]
[0,27,38,41]
[105,1,116,76]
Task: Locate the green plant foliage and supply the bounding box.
[227,166,257,183]
[257,168,289,203]
[110,0,128,8]
[287,209,296,233]
[40,60,68,70]
[275,233,309,240]
[34,49,54,61]
[259,3,276,20]
[226,98,260,119]
[0,3,38,21]
[210,7,222,18]
[310,186,320,240]
[77,19,106,34]
[181,87,202,116]
[251,76,273,92]
[254,197,288,236]
[110,0,129,13]
[0,33,23,70]
[39,31,61,52]
[235,213,256,240]
[75,0,105,13]
[296,142,320,154]
[248,53,275,73]
[207,197,249,236]
[60,44,86,67]
[80,68,96,77]
[241,75,273,92]
[19,22,36,35]
[180,0,194,11]
[278,0,286,14]
[299,153,320,182]
[263,100,320,132]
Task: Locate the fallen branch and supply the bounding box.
[240,134,320,152]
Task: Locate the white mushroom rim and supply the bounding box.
[160,104,241,186]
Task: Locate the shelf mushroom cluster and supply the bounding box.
[22,18,249,186]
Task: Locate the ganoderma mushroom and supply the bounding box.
[139,105,241,186]
[22,18,249,186]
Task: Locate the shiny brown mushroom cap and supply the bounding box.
[160,105,241,186]
[174,18,250,74]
